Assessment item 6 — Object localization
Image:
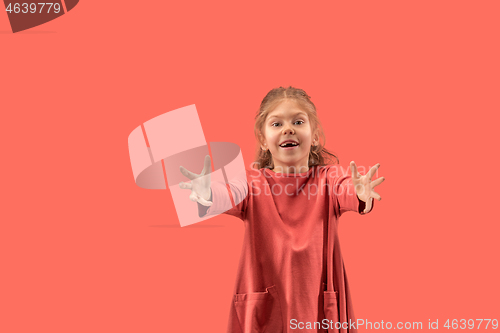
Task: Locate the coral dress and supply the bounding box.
[198,165,372,333]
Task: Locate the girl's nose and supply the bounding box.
[282,126,295,135]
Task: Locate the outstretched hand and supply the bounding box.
[178,155,213,207]
[350,161,385,214]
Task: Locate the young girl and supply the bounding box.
[179,86,384,333]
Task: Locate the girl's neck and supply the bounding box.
[271,165,310,174]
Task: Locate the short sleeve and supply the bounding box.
[325,165,374,218]
[197,170,250,221]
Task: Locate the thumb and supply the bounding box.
[189,192,198,202]
[363,197,373,214]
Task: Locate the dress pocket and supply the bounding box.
[323,283,340,333]
[233,285,284,333]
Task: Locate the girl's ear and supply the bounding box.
[312,128,320,146]
[259,131,268,150]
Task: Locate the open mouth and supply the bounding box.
[279,142,299,149]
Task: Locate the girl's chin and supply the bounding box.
[275,146,302,154]
[272,156,309,167]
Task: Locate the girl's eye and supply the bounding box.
[271,120,303,127]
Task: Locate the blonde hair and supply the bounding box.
[253,86,339,170]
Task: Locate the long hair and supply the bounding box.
[253,86,339,170]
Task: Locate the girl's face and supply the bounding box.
[260,100,319,173]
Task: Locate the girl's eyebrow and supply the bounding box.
[268,111,308,120]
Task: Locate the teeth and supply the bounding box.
[280,142,298,147]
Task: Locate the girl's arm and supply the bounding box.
[350,161,385,214]
[197,172,249,220]
[178,154,249,221]
[326,162,384,217]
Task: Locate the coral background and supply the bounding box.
[1,1,499,332]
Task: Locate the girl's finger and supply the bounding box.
[368,163,380,180]
[201,155,212,175]
[179,182,192,189]
[371,190,382,201]
[370,177,385,188]
[197,196,213,207]
[189,192,198,202]
[364,197,373,214]
[180,165,198,180]
[350,161,360,179]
